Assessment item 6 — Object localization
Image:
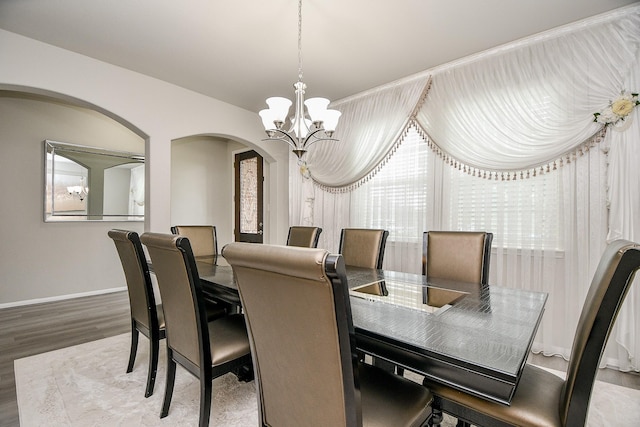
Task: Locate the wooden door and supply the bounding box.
[234,150,264,243]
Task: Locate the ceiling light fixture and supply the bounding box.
[258,0,341,158]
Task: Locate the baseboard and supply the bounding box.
[0,287,126,309]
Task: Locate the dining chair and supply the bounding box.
[339,228,389,269]
[170,225,218,257]
[424,239,640,427]
[222,242,433,427]
[171,224,231,313]
[286,225,323,248]
[422,231,493,285]
[339,228,390,371]
[140,232,252,427]
[108,229,165,398]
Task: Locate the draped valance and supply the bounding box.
[304,5,640,191]
[305,75,427,190]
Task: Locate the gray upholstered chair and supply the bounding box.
[339,228,389,269]
[170,225,218,257]
[422,231,493,285]
[222,242,433,427]
[108,229,165,398]
[286,226,323,248]
[140,232,252,427]
[424,239,640,427]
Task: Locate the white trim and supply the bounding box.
[0,287,126,309]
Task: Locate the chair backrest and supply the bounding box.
[141,232,211,372]
[108,229,158,333]
[222,243,360,427]
[559,239,640,426]
[286,226,323,248]
[422,231,493,285]
[339,228,389,269]
[170,225,218,257]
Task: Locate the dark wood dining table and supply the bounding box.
[195,255,547,406]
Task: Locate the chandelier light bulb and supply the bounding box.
[322,109,342,133]
[259,109,277,130]
[265,97,292,123]
[304,97,330,123]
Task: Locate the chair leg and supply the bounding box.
[161,350,176,418]
[455,421,471,427]
[126,323,139,373]
[199,375,212,427]
[145,335,160,398]
[428,408,443,427]
[233,364,254,382]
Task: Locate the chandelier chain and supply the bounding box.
[298,0,303,82]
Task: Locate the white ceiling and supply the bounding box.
[0,0,637,113]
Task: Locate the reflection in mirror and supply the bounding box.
[44,140,144,221]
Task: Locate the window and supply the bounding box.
[445,166,561,250]
[351,127,428,243]
[351,126,562,251]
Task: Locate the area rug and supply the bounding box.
[14,334,640,426]
[15,334,256,426]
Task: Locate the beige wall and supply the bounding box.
[0,94,145,303]
[171,136,234,246]
[0,28,290,306]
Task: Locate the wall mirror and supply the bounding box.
[44,140,145,222]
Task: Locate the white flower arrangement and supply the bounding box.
[593,91,639,127]
[299,160,311,179]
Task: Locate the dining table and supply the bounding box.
[194,254,548,406]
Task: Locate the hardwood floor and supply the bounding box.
[2,291,639,426]
[0,291,131,426]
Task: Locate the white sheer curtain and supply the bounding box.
[290,75,430,250]
[128,164,145,216]
[289,153,351,251]
[415,7,640,174]
[606,50,640,371]
[307,76,427,188]
[291,5,640,369]
[350,125,432,272]
[411,6,640,369]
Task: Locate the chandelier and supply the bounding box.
[258,0,341,158]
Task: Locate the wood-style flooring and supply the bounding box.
[0,291,131,426]
[1,291,639,426]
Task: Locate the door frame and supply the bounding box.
[234,149,264,243]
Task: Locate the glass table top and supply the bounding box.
[346,267,548,381]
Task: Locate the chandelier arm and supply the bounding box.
[262,129,300,150]
[302,129,339,149]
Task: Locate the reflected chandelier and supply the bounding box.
[67,176,89,201]
[258,0,341,158]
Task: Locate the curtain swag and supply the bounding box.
[312,124,415,193]
[311,77,433,194]
[414,123,608,181]
[305,6,639,193]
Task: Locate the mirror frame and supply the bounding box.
[44,140,145,222]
